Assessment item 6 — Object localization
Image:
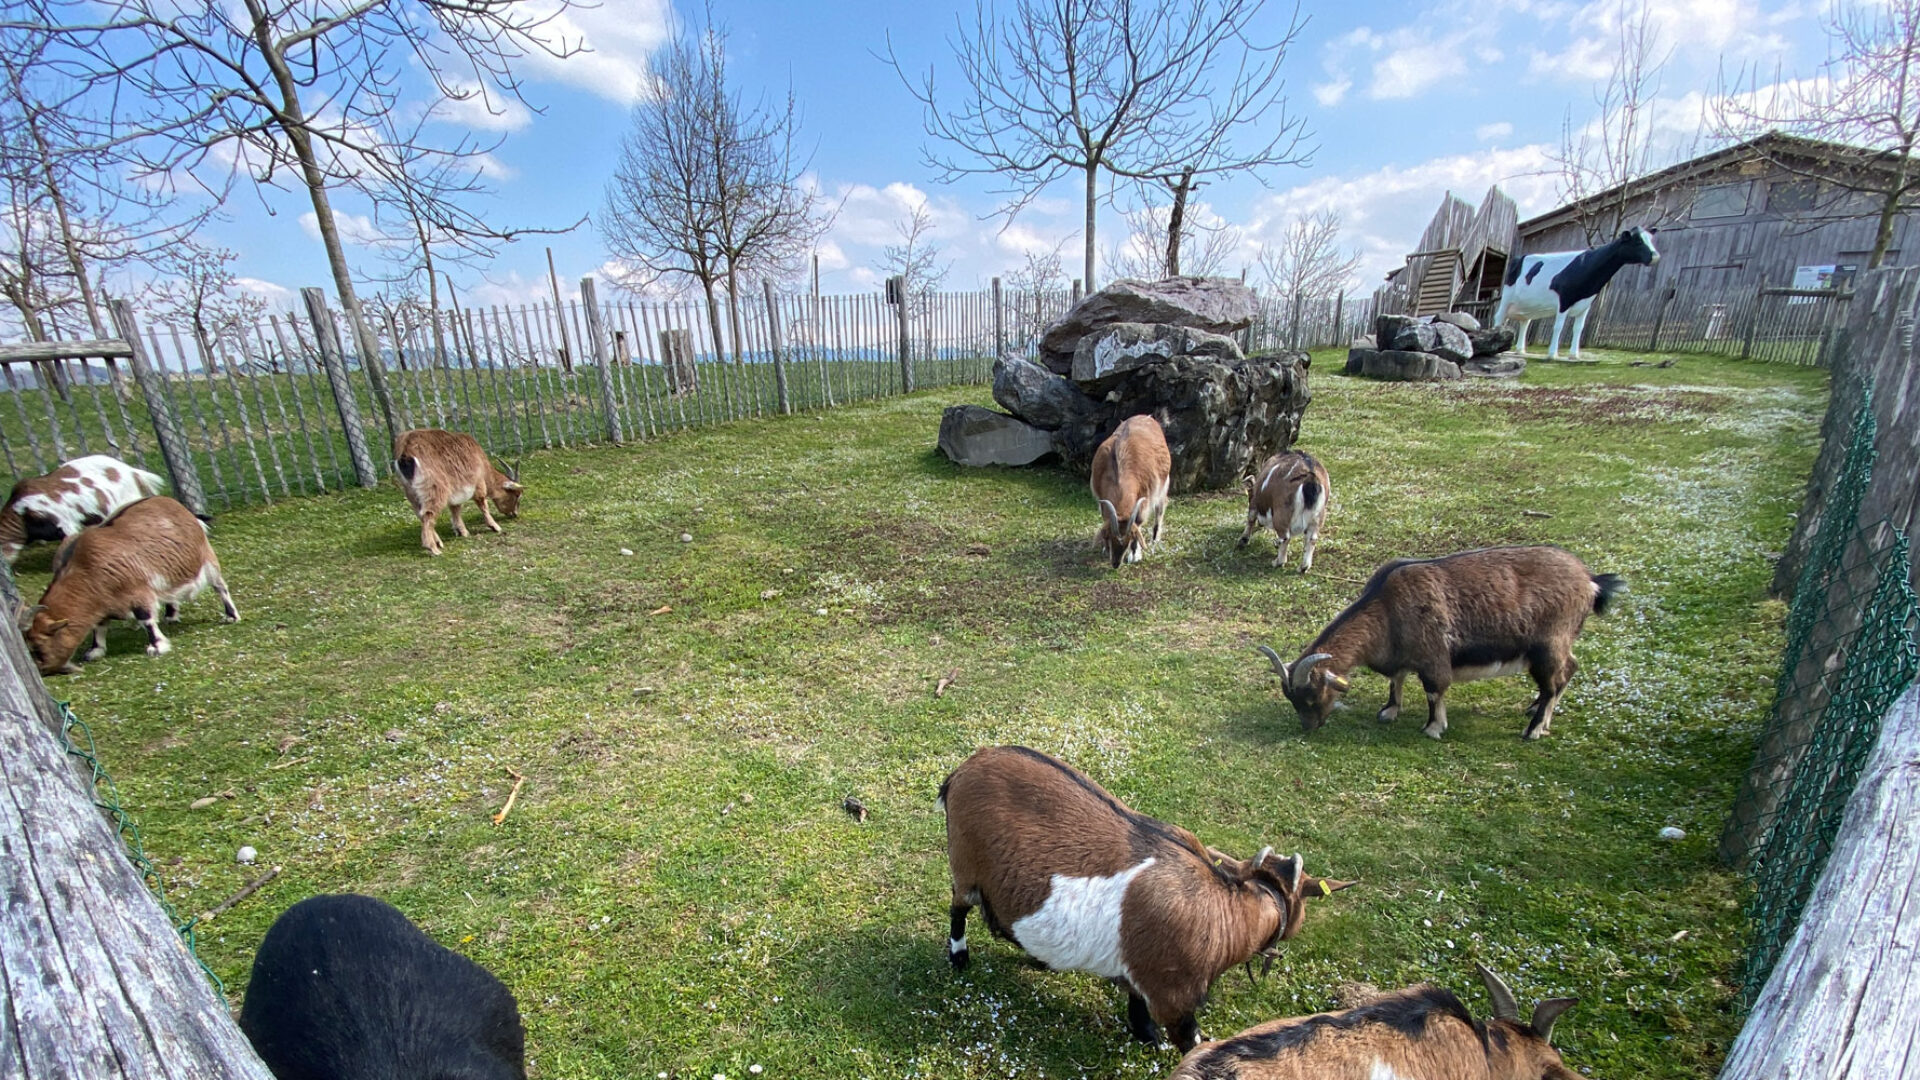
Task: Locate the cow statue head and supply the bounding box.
[1621,226,1661,267]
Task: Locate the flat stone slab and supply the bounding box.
[938,405,1056,466]
[1462,355,1527,378]
[1360,349,1462,381]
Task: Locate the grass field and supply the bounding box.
[16,347,1826,1079]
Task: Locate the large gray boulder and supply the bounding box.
[1462,354,1527,378]
[993,354,1089,431]
[938,406,1057,466]
[1038,277,1256,374]
[1468,326,1517,357]
[1430,322,1474,363]
[1070,322,1243,387]
[1345,346,1376,375]
[1388,322,1440,353]
[1375,314,1421,351]
[1051,352,1312,493]
[1434,310,1481,332]
[1359,350,1462,382]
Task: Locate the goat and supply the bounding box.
[239,894,526,1080]
[939,745,1355,1050]
[1170,964,1579,1080]
[1,454,165,565]
[19,496,237,675]
[1237,451,1329,572]
[1255,546,1622,740]
[1494,228,1659,359]
[393,428,523,556]
[1091,414,1172,568]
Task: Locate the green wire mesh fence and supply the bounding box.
[1726,390,1920,1005]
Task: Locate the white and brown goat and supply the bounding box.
[939,745,1354,1050]
[394,429,523,556]
[1091,415,1172,568]
[1170,964,1580,1080]
[1256,546,1622,740]
[1237,451,1329,572]
[1,454,166,565]
[19,496,237,675]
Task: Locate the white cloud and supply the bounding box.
[298,210,399,249]
[1528,0,1796,82]
[233,277,294,309]
[1313,78,1352,106]
[431,83,534,133]
[1477,121,1515,141]
[512,0,676,106]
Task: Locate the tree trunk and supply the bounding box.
[1869,153,1909,270]
[702,280,727,367]
[1083,161,1099,293]
[725,264,746,366]
[1165,168,1193,279]
[33,121,104,338]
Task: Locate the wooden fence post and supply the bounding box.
[894,281,914,394]
[992,276,1004,357]
[1648,287,1677,352]
[302,288,379,488]
[108,300,207,515]
[1742,278,1767,360]
[1071,279,1083,305]
[764,278,790,415]
[1288,293,1302,350]
[578,278,624,445]
[1333,294,1345,347]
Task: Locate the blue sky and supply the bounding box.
[187,0,1828,311]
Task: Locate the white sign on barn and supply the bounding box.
[1789,265,1837,303]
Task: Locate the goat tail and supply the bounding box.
[935,775,952,813]
[396,455,418,483]
[1590,573,1625,615]
[1300,479,1323,513]
[132,466,167,496]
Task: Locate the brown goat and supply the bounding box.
[939,745,1354,1050]
[1091,415,1172,568]
[1237,451,1329,572]
[19,496,237,675]
[1256,546,1622,740]
[1170,965,1580,1080]
[1,454,166,565]
[393,429,522,556]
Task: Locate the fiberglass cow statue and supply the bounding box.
[1494,227,1660,360]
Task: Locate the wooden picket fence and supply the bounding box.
[0,282,1077,513]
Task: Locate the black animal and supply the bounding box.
[239,894,526,1080]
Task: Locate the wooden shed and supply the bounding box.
[1378,187,1520,318]
[1517,132,1920,296]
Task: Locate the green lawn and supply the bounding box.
[19,347,1826,1079]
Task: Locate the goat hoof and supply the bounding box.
[1421,723,1445,740]
[56,663,81,675]
[1235,536,1249,549]
[948,948,969,971]
[1376,707,1399,724]
[145,642,170,657]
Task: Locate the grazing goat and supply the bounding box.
[1091,414,1172,568]
[1256,546,1621,740]
[1237,451,1329,572]
[939,745,1355,1050]
[19,496,236,675]
[240,894,526,1080]
[394,428,522,556]
[1494,228,1659,359]
[1170,964,1579,1080]
[1,454,165,565]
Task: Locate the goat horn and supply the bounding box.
[1292,652,1333,690]
[1255,845,1273,866]
[1253,644,1289,680]
[1476,963,1521,1022]
[1531,997,1578,1041]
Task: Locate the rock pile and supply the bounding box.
[1345,311,1526,381]
[937,277,1312,494]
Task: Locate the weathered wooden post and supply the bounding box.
[0,592,277,1077]
[992,277,1005,358]
[302,288,379,488]
[578,278,624,445]
[1071,279,1083,305]
[1333,294,1345,345]
[1647,286,1677,352]
[1741,278,1767,361]
[108,301,208,516]
[1288,292,1302,350]
[890,275,914,394]
[763,279,791,415]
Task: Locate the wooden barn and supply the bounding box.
[1517,132,1920,296]
[1376,187,1519,318]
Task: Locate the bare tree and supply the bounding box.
[891,0,1310,292]
[602,13,828,364]
[1103,197,1240,281]
[1004,243,1069,349]
[1255,209,1360,301]
[876,202,951,319]
[144,241,267,370]
[1552,0,1682,243]
[21,0,584,432]
[1716,0,1920,267]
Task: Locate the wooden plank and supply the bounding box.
[0,339,133,363]
[1719,683,1920,1079]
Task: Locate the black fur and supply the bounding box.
[1186,986,1480,1078]
[1524,260,1544,285]
[1505,257,1525,287]
[1591,573,1624,615]
[1450,640,1520,669]
[239,894,526,1080]
[21,508,65,544]
[1301,479,1322,513]
[1546,230,1658,311]
[397,455,418,482]
[1128,992,1161,1045]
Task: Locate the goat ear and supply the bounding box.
[503,480,523,491]
[1302,874,1357,897]
[1531,998,1577,1042]
[45,618,68,633]
[1326,672,1351,692]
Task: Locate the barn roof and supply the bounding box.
[1517,131,1898,235]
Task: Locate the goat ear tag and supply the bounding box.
[1318,878,1332,897]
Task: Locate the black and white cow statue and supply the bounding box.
[1494,227,1660,359]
